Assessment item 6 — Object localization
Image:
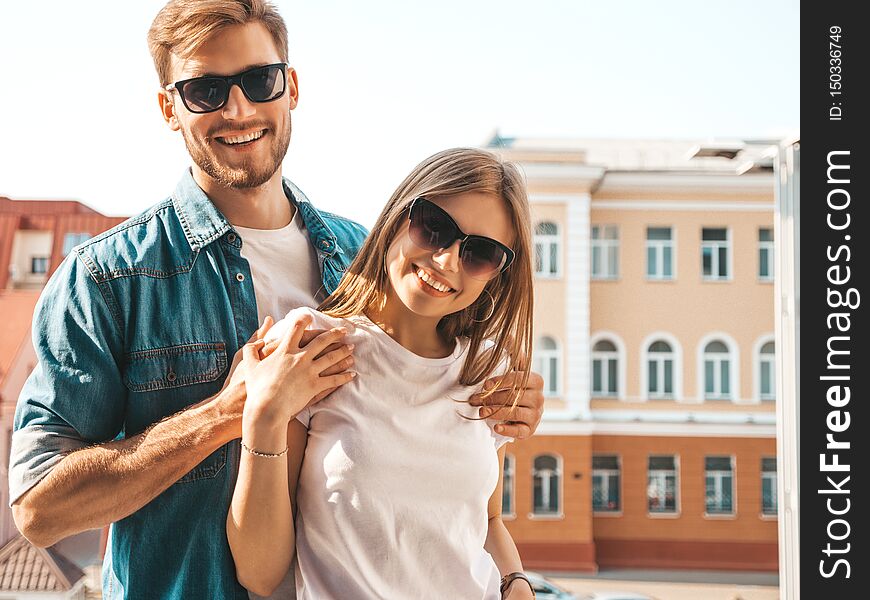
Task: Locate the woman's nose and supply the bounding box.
[432,239,462,272]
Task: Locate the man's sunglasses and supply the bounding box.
[165,63,288,114]
[408,197,515,281]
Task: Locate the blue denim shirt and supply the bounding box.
[9,170,368,599]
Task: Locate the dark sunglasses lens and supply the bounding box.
[462,238,507,279]
[181,78,228,112]
[241,65,286,102]
[409,202,458,250]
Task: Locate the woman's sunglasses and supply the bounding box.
[408,197,515,281]
[165,63,288,114]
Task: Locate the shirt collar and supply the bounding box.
[170,169,342,256]
[170,169,233,251]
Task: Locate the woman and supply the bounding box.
[228,148,536,599]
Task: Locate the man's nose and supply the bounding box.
[221,84,256,120]
[432,239,462,273]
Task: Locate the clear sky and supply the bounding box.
[0,0,799,227]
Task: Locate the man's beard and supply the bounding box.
[181,115,292,189]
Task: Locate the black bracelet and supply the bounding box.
[500,572,535,598]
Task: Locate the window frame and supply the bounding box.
[647,454,680,517]
[704,455,737,518]
[591,340,619,398]
[530,453,564,519]
[761,456,778,519]
[30,256,49,275]
[646,226,675,281]
[534,222,561,279]
[62,231,91,256]
[592,455,622,515]
[701,227,732,282]
[646,341,676,400]
[591,224,620,280]
[755,336,776,402]
[758,227,774,282]
[697,334,739,403]
[533,336,561,398]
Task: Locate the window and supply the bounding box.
[648,456,678,514]
[761,457,777,516]
[703,341,732,400]
[705,456,735,515]
[591,340,618,397]
[592,455,620,513]
[534,222,560,278]
[759,341,776,401]
[30,256,49,274]
[533,336,560,397]
[646,227,674,280]
[591,225,619,279]
[62,232,91,256]
[701,228,729,280]
[647,341,674,398]
[532,455,561,516]
[758,228,774,281]
[502,454,515,516]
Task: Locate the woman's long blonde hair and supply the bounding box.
[318,148,534,409]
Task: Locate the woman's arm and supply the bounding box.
[485,446,534,599]
[227,419,296,596]
[226,312,355,596]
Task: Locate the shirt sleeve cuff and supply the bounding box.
[8,424,90,506]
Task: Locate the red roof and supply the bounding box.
[0,195,101,216]
[0,535,84,592]
[0,290,40,387]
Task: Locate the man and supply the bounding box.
[9,1,544,598]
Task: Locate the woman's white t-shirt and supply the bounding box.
[266,306,512,600]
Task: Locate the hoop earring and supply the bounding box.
[471,289,495,323]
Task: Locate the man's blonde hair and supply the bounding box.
[148,0,289,86]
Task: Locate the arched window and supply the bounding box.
[534,222,560,278]
[591,340,618,397]
[532,455,561,516]
[647,340,674,399]
[533,336,560,397]
[759,341,776,401]
[502,454,515,517]
[703,340,732,400]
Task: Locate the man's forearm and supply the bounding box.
[13,385,244,547]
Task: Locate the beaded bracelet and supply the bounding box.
[241,441,289,458]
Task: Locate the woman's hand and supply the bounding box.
[242,312,356,430]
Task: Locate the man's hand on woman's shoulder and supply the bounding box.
[469,371,545,440]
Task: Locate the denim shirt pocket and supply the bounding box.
[123,342,229,484]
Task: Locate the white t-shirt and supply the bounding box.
[236,208,324,326]
[235,210,321,600]
[265,306,512,600]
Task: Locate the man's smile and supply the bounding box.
[214,128,267,146]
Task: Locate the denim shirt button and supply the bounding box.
[166,371,177,383]
[320,240,330,249]
[227,233,237,243]
[236,273,245,282]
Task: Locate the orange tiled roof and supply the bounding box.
[0,290,40,386]
[0,195,101,216]
[0,535,84,592]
